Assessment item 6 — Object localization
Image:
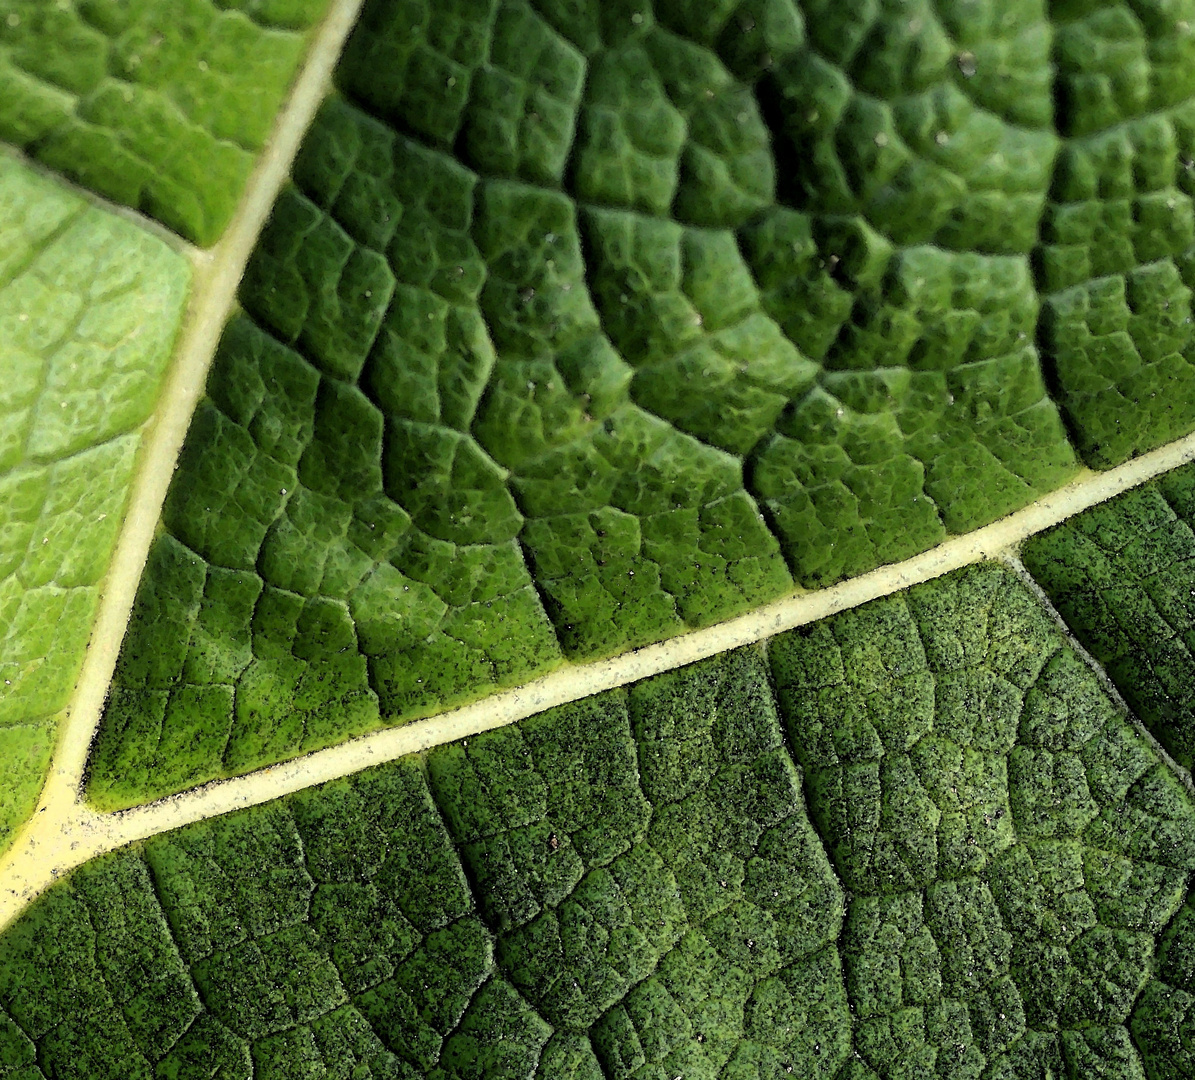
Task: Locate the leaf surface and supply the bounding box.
[14,3,1195,1076]
[0,0,334,244]
[90,0,1195,803]
[6,564,1195,1077]
[0,152,188,849]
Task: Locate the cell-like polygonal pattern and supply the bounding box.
[8,563,1195,1077]
[772,0,1057,253]
[1023,458,1195,773]
[744,0,1079,584]
[88,310,564,809]
[335,0,1084,590]
[1133,889,1195,1078]
[774,0,1195,468]
[0,760,482,1080]
[0,154,188,848]
[428,651,848,1077]
[91,0,1195,806]
[0,0,331,245]
[748,227,1077,582]
[88,77,796,805]
[772,563,1195,1077]
[1041,0,1195,467]
[5,648,850,1080]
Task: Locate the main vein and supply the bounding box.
[3,415,1195,932]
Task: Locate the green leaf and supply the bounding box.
[0,0,333,245]
[86,0,1195,802]
[17,2,1195,1076]
[7,564,1195,1077]
[1024,458,1195,772]
[0,152,188,849]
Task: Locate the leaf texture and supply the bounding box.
[13,3,1195,1076]
[6,564,1195,1078]
[0,0,334,245]
[89,0,1195,804]
[1025,459,1195,772]
[0,152,188,849]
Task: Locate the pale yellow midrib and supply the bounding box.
[0,0,368,925]
[2,423,1195,931]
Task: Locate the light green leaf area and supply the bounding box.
[87,0,1195,806]
[9,563,1195,1078]
[0,153,189,850]
[0,0,333,245]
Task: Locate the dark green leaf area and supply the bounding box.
[13,563,1195,1077]
[1038,3,1195,467]
[0,0,331,244]
[425,648,848,1077]
[0,758,477,1080]
[1133,892,1195,1078]
[2,647,850,1080]
[101,0,1190,803]
[304,0,1195,489]
[779,0,1195,465]
[769,562,1195,1077]
[750,236,1078,584]
[103,0,1195,803]
[1023,460,1195,772]
[776,0,1055,252]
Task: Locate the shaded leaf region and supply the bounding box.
[11,563,1195,1078]
[1025,456,1195,775]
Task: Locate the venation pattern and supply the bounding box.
[87,0,1195,805]
[0,0,333,245]
[1024,457,1195,774]
[0,153,188,845]
[7,564,1195,1078]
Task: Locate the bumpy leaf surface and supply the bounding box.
[14,4,1195,1075]
[0,0,332,245]
[1024,459,1195,773]
[7,564,1195,1078]
[0,152,188,849]
[88,0,1195,807]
